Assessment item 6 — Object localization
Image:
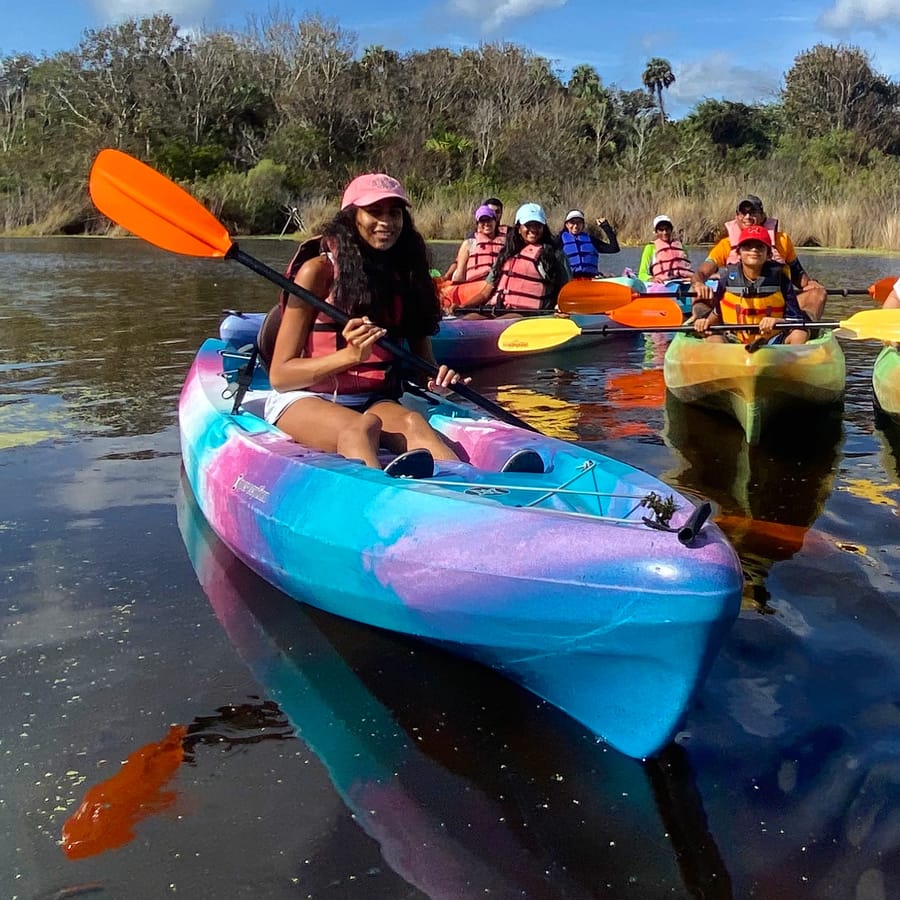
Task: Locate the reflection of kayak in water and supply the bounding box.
[62,478,734,896]
[662,392,840,608]
[175,475,681,898]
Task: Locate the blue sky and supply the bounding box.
[6,0,900,118]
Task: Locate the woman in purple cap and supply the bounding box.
[446,204,505,285]
[258,173,464,479]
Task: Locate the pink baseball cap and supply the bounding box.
[341,173,409,210]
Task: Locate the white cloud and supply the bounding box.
[820,0,900,30]
[667,52,782,114]
[447,0,568,32]
[90,0,213,22]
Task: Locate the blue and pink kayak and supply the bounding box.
[179,338,744,759]
[220,310,632,369]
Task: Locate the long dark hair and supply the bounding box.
[322,207,441,338]
[492,221,564,289]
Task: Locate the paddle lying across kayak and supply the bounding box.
[553,275,899,315]
[87,148,746,760]
[497,307,900,352]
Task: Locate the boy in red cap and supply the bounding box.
[691,224,810,345]
[690,195,826,320]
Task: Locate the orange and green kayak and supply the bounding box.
[663,332,846,444]
[873,345,900,423]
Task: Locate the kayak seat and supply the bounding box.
[384,448,435,479]
[500,448,545,474]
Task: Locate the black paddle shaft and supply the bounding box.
[580,319,831,336]
[229,246,539,433]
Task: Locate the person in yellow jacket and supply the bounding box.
[690,195,826,320]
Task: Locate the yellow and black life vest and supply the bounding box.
[717,262,788,344]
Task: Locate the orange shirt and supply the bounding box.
[704,232,797,267]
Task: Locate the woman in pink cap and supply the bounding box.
[259,173,464,478]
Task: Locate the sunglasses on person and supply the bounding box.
[739,240,768,251]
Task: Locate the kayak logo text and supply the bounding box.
[233,474,270,503]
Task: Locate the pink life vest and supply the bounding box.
[649,239,693,282]
[724,217,785,264]
[258,237,400,396]
[493,243,551,310]
[465,232,504,282]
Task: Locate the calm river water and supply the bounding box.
[2,236,900,899]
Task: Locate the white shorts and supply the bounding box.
[263,389,387,425]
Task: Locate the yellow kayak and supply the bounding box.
[663,332,846,444]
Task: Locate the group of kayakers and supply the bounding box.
[443,201,619,316]
[259,170,835,475]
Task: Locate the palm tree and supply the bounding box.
[641,57,676,126]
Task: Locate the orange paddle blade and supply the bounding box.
[89,149,232,258]
[557,279,635,314]
[436,278,487,312]
[609,296,684,328]
[452,280,488,308]
[869,276,897,304]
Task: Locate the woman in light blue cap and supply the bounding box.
[460,203,570,315]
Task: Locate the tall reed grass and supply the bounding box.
[283,177,900,252]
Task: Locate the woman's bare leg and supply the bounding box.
[367,401,460,461]
[273,397,383,467]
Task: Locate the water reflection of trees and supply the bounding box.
[3,240,280,437]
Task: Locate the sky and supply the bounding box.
[6,0,900,118]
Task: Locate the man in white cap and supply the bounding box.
[558,209,620,277]
[690,194,827,320]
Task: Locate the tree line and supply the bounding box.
[3,12,900,246]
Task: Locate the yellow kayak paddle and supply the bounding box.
[499,307,900,353]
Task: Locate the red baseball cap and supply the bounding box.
[736,225,772,247]
[341,173,409,210]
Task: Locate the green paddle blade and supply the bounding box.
[498,317,583,352]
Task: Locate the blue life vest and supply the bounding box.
[560,231,600,277]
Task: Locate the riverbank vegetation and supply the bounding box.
[4,14,900,248]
